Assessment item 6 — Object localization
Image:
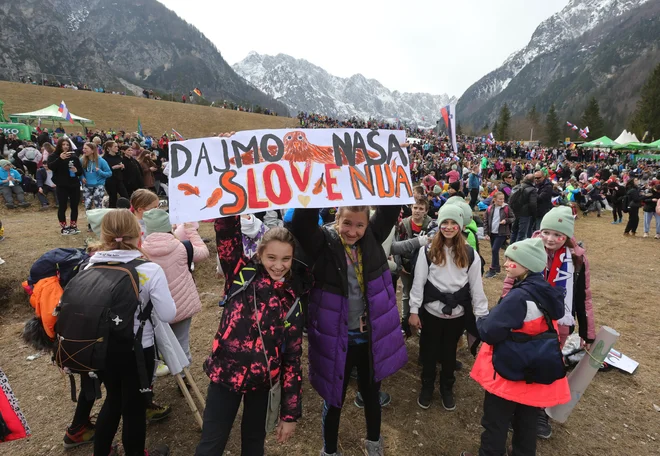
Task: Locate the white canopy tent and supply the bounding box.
[614,130,639,144]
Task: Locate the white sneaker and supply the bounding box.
[643,233,649,238]
[155,362,170,377]
[0,257,5,265]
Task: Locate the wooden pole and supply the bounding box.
[174,373,203,430]
[183,367,205,411]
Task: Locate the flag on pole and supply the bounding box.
[566,121,573,127]
[58,100,74,124]
[138,118,143,137]
[172,128,185,141]
[486,132,495,145]
[440,103,458,154]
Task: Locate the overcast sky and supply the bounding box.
[157,0,570,98]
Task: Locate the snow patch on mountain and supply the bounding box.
[67,7,89,31]
[234,52,455,127]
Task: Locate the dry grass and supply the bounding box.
[1,205,659,456]
[0,81,298,137]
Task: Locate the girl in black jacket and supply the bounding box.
[624,178,643,236]
[47,138,83,235]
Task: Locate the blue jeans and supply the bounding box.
[644,212,660,234]
[511,216,534,243]
[489,235,508,272]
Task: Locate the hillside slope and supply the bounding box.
[0,0,289,115]
[458,0,658,133]
[0,82,297,138]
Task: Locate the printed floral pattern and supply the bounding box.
[203,216,305,422]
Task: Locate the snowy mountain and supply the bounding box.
[458,0,651,124]
[0,0,289,115]
[234,52,455,126]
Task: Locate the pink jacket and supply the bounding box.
[502,231,596,343]
[142,224,209,323]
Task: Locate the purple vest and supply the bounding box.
[307,270,408,408]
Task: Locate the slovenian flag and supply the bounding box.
[566,121,573,127]
[579,128,589,139]
[58,100,74,124]
[172,128,185,141]
[486,132,495,145]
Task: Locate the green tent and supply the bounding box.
[645,139,660,150]
[10,104,95,128]
[612,142,653,150]
[578,136,617,148]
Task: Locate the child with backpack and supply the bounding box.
[291,205,407,456]
[195,215,310,455]
[61,209,176,456]
[483,192,515,278]
[141,209,209,367]
[130,189,159,240]
[409,205,488,412]
[501,205,595,439]
[461,238,570,456]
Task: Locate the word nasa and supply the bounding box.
[170,131,412,216]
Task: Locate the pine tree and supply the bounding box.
[496,103,511,140]
[527,104,540,127]
[493,120,499,137]
[545,104,561,145]
[630,62,660,140]
[581,97,606,139]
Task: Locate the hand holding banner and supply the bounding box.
[168,128,414,224]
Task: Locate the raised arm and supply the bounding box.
[290,208,325,262]
[369,205,402,244]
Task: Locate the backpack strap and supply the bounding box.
[182,240,193,273]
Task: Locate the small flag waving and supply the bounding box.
[172,128,185,141]
[58,100,74,124]
[138,118,143,137]
[193,88,202,97]
[486,132,495,145]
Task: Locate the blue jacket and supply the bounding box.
[82,157,113,187]
[468,172,481,190]
[0,168,22,187]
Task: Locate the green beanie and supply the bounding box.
[0,159,11,168]
[87,208,114,238]
[433,185,442,194]
[143,209,172,236]
[446,197,473,223]
[436,204,465,231]
[505,238,547,273]
[540,206,575,238]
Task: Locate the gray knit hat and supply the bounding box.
[436,204,465,231]
[446,197,473,223]
[143,209,172,235]
[505,238,547,273]
[540,206,575,239]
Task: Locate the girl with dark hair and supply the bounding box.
[47,138,83,235]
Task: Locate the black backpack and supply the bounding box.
[54,259,154,402]
[27,248,89,287]
[507,185,524,213]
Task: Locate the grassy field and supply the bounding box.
[1,206,659,456]
[0,81,298,138]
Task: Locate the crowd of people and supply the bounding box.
[2,116,660,456]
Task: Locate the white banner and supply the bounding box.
[168,128,414,224]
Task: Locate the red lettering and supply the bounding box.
[264,164,292,205]
[325,164,343,201]
[247,168,270,209]
[289,161,311,192]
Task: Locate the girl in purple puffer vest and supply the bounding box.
[292,205,407,456]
